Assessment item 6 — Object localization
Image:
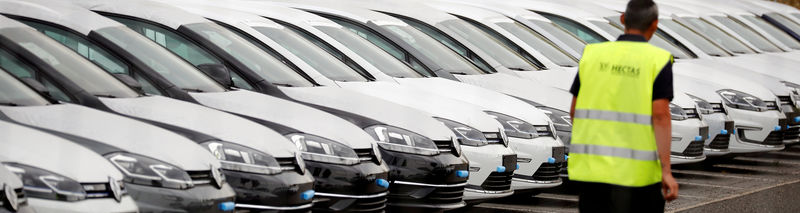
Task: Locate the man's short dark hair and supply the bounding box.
[624,0,659,31]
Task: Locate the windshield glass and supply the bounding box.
[742,15,800,49]
[183,23,314,87]
[678,17,754,54]
[438,20,537,71]
[602,18,695,59]
[0,66,50,106]
[495,21,578,67]
[767,12,800,37]
[711,16,782,52]
[1,28,138,98]
[539,13,607,44]
[377,23,485,75]
[253,26,368,82]
[528,19,587,54]
[660,19,732,57]
[315,26,423,78]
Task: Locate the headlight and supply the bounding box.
[782,81,800,107]
[485,111,537,139]
[537,107,572,132]
[288,134,360,165]
[670,103,688,120]
[202,141,283,175]
[687,94,714,115]
[436,117,495,146]
[365,125,440,155]
[3,163,86,201]
[717,89,768,111]
[106,153,193,189]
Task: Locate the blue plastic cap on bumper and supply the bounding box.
[721,129,728,135]
[301,190,315,201]
[496,166,506,173]
[794,116,800,123]
[775,126,782,131]
[218,202,235,211]
[456,170,469,178]
[376,179,390,188]
[694,136,703,141]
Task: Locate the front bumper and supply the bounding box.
[726,108,785,153]
[26,197,138,213]
[126,183,236,212]
[507,137,565,191]
[224,170,315,211]
[700,113,733,156]
[670,118,707,164]
[461,145,517,201]
[304,161,390,212]
[380,149,468,209]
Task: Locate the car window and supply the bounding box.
[528,19,587,54]
[456,16,546,70]
[0,47,71,103]
[539,13,607,44]
[711,16,782,52]
[602,18,695,59]
[766,12,800,37]
[395,17,496,73]
[659,19,732,57]
[678,17,754,54]
[740,15,800,50]
[494,20,578,67]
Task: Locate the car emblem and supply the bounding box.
[3,184,18,211]
[210,164,224,189]
[108,177,122,202]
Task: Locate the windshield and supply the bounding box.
[438,20,537,71]
[539,13,607,44]
[495,21,578,67]
[1,28,138,98]
[314,26,423,78]
[183,23,314,87]
[660,19,732,57]
[766,12,800,37]
[528,19,587,54]
[0,66,50,106]
[678,17,754,54]
[711,16,782,52]
[377,23,485,75]
[602,18,695,59]
[742,15,800,49]
[252,26,368,82]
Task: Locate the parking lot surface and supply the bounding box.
[464,145,800,213]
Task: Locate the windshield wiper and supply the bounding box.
[182,88,205,93]
[272,83,294,87]
[508,67,530,71]
[450,71,469,75]
[95,94,117,98]
[0,102,20,106]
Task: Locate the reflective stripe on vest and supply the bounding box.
[568,41,672,187]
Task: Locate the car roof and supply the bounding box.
[0,12,30,29]
[425,1,507,21]
[437,0,553,22]
[509,0,618,21]
[0,0,121,35]
[65,0,210,29]
[267,0,407,25]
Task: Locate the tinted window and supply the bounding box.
[314,25,424,78]
[397,17,495,73]
[742,15,800,49]
[456,17,545,70]
[711,16,782,52]
[678,17,754,54]
[528,19,587,54]
[0,67,51,106]
[539,13,607,44]
[660,19,731,57]
[495,21,578,67]
[603,18,695,59]
[767,12,800,36]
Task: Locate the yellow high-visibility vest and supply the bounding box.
[568,41,672,187]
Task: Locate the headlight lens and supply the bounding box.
[537,107,572,132]
[717,89,768,111]
[288,134,360,165]
[782,81,800,107]
[485,111,537,139]
[3,163,86,201]
[687,94,714,115]
[670,103,688,120]
[365,125,440,155]
[106,152,193,189]
[202,141,283,175]
[436,117,492,146]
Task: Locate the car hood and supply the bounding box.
[337,81,504,132]
[453,72,572,110]
[98,96,296,158]
[0,104,217,171]
[393,77,552,125]
[513,66,577,91]
[715,55,800,85]
[673,74,726,105]
[189,90,374,149]
[679,59,786,98]
[0,157,23,190]
[279,87,456,141]
[0,121,123,183]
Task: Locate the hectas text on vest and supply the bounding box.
[598,62,640,77]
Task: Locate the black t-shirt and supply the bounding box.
[569,34,674,101]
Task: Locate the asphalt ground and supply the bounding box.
[462,144,800,213]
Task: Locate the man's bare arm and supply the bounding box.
[570,97,576,123]
[653,98,678,201]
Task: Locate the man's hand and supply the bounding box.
[662,173,679,201]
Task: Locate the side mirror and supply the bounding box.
[20,78,49,95]
[113,74,143,92]
[197,64,232,87]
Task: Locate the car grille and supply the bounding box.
[389,184,464,205]
[766,101,779,111]
[480,172,513,191]
[532,163,564,181]
[354,148,379,164]
[534,125,555,138]
[433,140,454,154]
[710,103,726,114]
[349,196,387,212]
[484,132,504,146]
[778,96,796,113]
[680,140,705,157]
[684,108,700,119]
[276,157,299,172]
[785,126,800,142]
[187,170,213,185]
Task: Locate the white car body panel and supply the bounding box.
[98,96,297,157]
[0,104,218,171]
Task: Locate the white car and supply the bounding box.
[0,120,139,213]
[0,64,236,211]
[738,0,800,46]
[0,2,319,211]
[515,0,787,153]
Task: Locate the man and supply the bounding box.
[568,0,679,212]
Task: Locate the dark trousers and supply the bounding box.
[576,181,665,213]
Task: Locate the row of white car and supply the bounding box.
[0,0,798,212]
